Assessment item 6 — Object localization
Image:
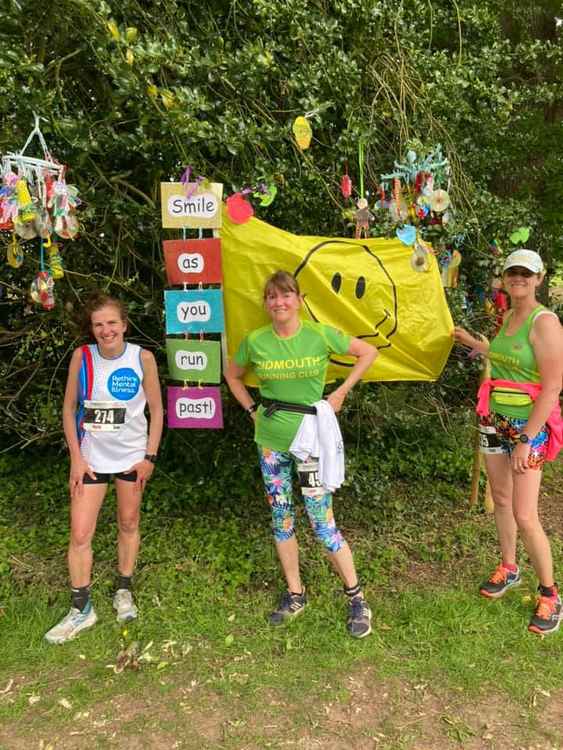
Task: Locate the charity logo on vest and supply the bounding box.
[107,368,140,401]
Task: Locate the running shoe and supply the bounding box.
[528,594,562,636]
[347,596,372,639]
[113,589,138,623]
[269,590,307,625]
[44,604,97,644]
[479,564,521,599]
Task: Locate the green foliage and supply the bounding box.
[0,0,562,443]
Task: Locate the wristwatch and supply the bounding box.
[246,403,258,414]
[144,453,158,464]
[518,433,529,444]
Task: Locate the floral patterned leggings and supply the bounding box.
[258,447,345,553]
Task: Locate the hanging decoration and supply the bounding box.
[0,114,81,310]
[376,145,454,280]
[292,116,313,150]
[340,170,352,200]
[225,180,278,224]
[354,198,374,239]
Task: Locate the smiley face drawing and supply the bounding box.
[294,240,398,367]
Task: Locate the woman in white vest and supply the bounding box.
[45,293,163,643]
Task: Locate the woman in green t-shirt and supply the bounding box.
[225,270,377,638]
[454,249,563,635]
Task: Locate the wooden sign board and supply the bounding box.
[164,289,225,334]
[167,386,223,429]
[160,182,223,229]
[163,238,222,286]
[166,339,221,383]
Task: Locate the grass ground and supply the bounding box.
[0,447,562,749]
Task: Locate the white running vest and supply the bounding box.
[80,343,147,473]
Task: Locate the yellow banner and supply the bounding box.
[221,214,453,382]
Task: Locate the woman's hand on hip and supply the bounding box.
[69,457,96,497]
[327,387,346,413]
[453,327,475,348]
[511,442,530,474]
[126,459,155,491]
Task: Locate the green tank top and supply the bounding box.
[488,305,547,419]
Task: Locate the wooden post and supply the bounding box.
[469,335,494,512]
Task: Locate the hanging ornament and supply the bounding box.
[509,226,530,245]
[30,270,55,310]
[430,189,450,213]
[441,249,461,287]
[411,245,429,272]
[292,117,312,150]
[340,172,352,200]
[6,234,23,268]
[354,198,374,239]
[47,242,64,279]
[226,192,254,224]
[253,183,277,207]
[396,224,417,246]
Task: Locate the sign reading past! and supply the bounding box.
[163,238,222,286]
[167,386,223,429]
[160,182,223,229]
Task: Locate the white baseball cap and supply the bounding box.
[503,248,544,274]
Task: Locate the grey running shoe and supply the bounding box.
[347,596,372,639]
[269,590,307,625]
[479,565,521,599]
[113,589,138,623]
[44,605,97,644]
[528,594,562,636]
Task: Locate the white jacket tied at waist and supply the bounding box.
[289,400,345,492]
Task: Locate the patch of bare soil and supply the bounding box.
[1,668,561,750]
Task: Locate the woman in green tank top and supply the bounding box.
[454,249,563,635]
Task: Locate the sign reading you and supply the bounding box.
[164,289,225,334]
[163,238,222,285]
[160,182,223,229]
[167,386,223,429]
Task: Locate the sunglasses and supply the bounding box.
[504,267,535,278]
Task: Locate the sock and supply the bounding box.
[539,584,557,599]
[117,575,133,592]
[71,585,91,612]
[344,583,362,600]
[502,562,518,573]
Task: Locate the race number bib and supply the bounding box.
[83,400,126,432]
[297,459,323,497]
[478,424,503,454]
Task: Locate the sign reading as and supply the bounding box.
[163,238,222,285]
[160,182,223,229]
[167,386,223,429]
[166,339,221,383]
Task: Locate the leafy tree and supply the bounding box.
[0,0,561,446]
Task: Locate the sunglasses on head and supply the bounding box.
[505,266,535,278]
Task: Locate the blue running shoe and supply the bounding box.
[44,604,97,644]
[269,590,307,625]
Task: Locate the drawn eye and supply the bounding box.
[331,272,342,293]
[355,276,366,299]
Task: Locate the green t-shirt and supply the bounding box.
[234,320,351,451]
[489,305,545,419]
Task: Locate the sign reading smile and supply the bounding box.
[160,182,223,229]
